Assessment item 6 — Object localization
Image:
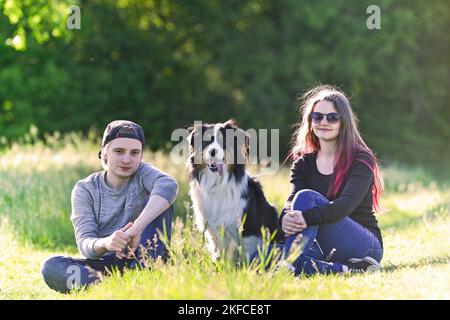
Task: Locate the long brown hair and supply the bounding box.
[290,85,384,212]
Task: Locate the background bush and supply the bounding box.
[1,0,449,172]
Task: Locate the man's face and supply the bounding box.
[104,138,143,178]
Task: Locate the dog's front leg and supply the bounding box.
[204,228,221,262]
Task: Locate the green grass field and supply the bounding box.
[0,136,449,299]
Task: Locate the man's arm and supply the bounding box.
[119,195,169,258]
[93,222,133,256]
[71,182,133,259]
[71,182,103,259]
[92,238,108,256]
[140,163,179,208]
[118,164,179,258]
[132,162,179,234]
[130,195,169,234]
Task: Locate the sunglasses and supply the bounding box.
[310,112,341,124]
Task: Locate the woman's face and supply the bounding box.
[311,100,341,142]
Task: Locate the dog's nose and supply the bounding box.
[210,148,217,157]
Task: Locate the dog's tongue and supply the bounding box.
[216,163,224,176]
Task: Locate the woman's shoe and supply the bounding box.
[346,256,381,273]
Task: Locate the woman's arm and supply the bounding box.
[279,158,310,226]
[302,157,374,226]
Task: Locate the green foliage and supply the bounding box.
[0,0,449,169]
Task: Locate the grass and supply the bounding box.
[0,135,449,299]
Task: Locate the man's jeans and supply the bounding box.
[254,189,383,275]
[41,206,173,293]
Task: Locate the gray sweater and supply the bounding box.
[70,162,179,259]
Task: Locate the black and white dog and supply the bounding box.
[187,119,282,261]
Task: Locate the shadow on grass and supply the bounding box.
[382,255,450,273]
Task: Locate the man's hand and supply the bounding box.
[115,224,143,260]
[282,210,308,236]
[102,222,132,253]
[124,226,142,258]
[116,194,171,259]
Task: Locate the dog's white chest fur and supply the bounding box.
[190,170,248,237]
[187,121,268,261]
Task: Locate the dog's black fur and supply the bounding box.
[187,119,282,260]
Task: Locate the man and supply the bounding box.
[41,120,179,293]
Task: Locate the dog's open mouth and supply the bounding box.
[207,161,224,176]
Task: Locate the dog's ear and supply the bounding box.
[224,119,238,129]
[187,123,202,134]
[230,127,250,164]
[244,131,250,159]
[187,126,195,148]
[187,123,203,148]
[240,129,250,161]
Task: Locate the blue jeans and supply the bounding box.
[252,189,383,276]
[41,206,173,293]
[284,189,383,275]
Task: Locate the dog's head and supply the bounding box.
[187,119,249,180]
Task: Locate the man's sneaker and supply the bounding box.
[346,256,381,273]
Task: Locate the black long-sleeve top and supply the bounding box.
[279,152,383,247]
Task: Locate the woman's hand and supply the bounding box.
[282,210,308,236]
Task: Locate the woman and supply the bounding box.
[279,84,384,275]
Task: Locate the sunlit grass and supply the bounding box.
[0,135,449,299]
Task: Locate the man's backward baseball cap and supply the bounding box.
[98,120,145,159]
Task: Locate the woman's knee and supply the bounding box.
[366,239,383,263]
[292,189,328,211]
